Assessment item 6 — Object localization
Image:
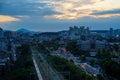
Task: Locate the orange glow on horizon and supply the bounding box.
[0,15,19,23]
[43,0,120,19]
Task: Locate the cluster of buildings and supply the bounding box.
[50,47,77,64]
[0,26,119,78]
[59,26,90,40]
[0,27,58,77]
[91,28,120,38]
[59,26,110,51]
[3,26,117,53]
[0,27,21,77]
[58,26,120,51]
[77,39,108,51]
[79,63,101,76]
[0,26,119,60]
[68,26,90,40]
[50,47,101,76]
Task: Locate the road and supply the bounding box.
[32,56,43,80]
[31,46,64,80]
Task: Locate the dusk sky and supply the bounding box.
[0,0,120,32]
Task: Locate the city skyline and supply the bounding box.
[0,0,120,31]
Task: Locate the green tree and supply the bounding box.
[51,56,95,80]
[4,44,37,80]
[100,59,120,80]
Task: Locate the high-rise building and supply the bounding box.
[0,27,4,38]
[109,28,114,38]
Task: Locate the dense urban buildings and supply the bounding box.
[0,0,120,80]
[0,26,120,80]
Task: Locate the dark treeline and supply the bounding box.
[51,56,95,80]
[4,44,37,80]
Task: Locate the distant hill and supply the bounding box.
[16,28,41,34]
[16,28,31,33]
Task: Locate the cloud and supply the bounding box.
[91,9,120,18]
[40,0,120,19]
[0,0,62,16]
[39,0,106,19]
[92,9,120,15]
[0,15,19,23]
[0,0,120,20]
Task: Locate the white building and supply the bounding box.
[68,26,90,40]
[114,29,120,38]
[80,63,101,76]
[96,40,107,50]
[77,39,108,51]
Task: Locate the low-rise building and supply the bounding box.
[79,63,101,76]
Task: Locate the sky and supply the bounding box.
[0,0,120,32]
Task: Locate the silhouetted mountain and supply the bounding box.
[17,28,31,33]
[16,28,42,34]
